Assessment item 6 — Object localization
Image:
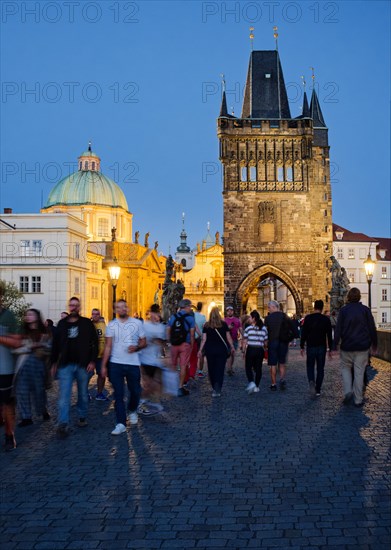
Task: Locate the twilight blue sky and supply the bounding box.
[1,0,390,255]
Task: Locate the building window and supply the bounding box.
[75,277,80,294]
[32,276,41,293]
[19,276,29,293]
[31,240,42,255]
[92,161,95,170]
[91,286,98,299]
[337,247,344,259]
[79,161,82,170]
[249,166,256,182]
[74,243,80,259]
[84,161,88,170]
[348,248,355,259]
[20,240,30,256]
[240,166,247,182]
[286,166,293,182]
[91,262,98,274]
[348,272,355,283]
[324,209,327,217]
[359,248,366,259]
[324,193,328,200]
[381,289,387,301]
[97,218,109,237]
[381,267,387,279]
[277,167,284,182]
[181,258,187,267]
[382,312,387,323]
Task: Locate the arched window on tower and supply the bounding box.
[277,167,284,182]
[79,161,82,170]
[181,258,187,267]
[286,166,293,182]
[92,161,95,170]
[240,166,247,182]
[249,166,256,182]
[84,161,89,170]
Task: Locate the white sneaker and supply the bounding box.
[111,423,126,435]
[246,382,256,393]
[128,412,138,425]
[253,387,260,393]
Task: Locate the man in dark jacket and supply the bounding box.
[334,288,377,407]
[300,300,333,397]
[51,297,98,437]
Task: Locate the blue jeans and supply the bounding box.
[57,364,89,425]
[306,346,326,393]
[108,362,141,425]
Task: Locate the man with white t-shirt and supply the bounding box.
[101,300,146,435]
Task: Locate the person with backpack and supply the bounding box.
[167,299,195,396]
[264,300,298,391]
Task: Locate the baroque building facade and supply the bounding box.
[218,50,332,315]
[0,145,165,321]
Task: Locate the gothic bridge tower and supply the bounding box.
[218,51,332,315]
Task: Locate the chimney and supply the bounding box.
[3,208,12,214]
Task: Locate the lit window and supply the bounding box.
[91,262,98,274]
[91,286,98,299]
[249,166,256,182]
[31,276,41,293]
[349,272,355,283]
[348,248,355,259]
[240,166,247,182]
[337,248,343,260]
[382,312,387,323]
[381,289,387,301]
[19,276,29,293]
[381,267,387,279]
[98,218,109,237]
[277,167,284,182]
[75,277,80,294]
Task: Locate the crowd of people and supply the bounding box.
[0,281,377,450]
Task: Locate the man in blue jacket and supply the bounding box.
[334,288,377,407]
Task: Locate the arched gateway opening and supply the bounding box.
[236,264,302,317]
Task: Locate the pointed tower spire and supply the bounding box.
[219,90,228,117]
[301,91,310,118]
[241,51,291,119]
[176,212,190,253]
[310,88,326,127]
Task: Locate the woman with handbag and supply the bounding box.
[15,309,51,426]
[242,310,268,394]
[198,307,235,397]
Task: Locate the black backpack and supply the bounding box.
[170,314,189,345]
[279,315,296,343]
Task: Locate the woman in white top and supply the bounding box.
[242,310,268,394]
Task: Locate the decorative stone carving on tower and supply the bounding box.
[218,49,332,315]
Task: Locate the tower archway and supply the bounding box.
[236,264,302,315]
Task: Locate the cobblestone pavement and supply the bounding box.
[1,349,390,550]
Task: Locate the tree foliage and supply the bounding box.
[0,280,31,324]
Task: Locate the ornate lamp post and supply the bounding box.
[108,258,121,320]
[364,251,375,310]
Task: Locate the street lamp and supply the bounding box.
[108,258,121,319]
[364,251,375,310]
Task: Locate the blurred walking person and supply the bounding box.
[198,307,235,397]
[16,309,51,426]
[0,282,21,451]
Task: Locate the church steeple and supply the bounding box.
[176,213,190,253]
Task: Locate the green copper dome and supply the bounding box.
[43,145,128,211]
[43,171,129,210]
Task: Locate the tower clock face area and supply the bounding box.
[218,51,332,315]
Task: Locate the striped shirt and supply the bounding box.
[243,325,268,347]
